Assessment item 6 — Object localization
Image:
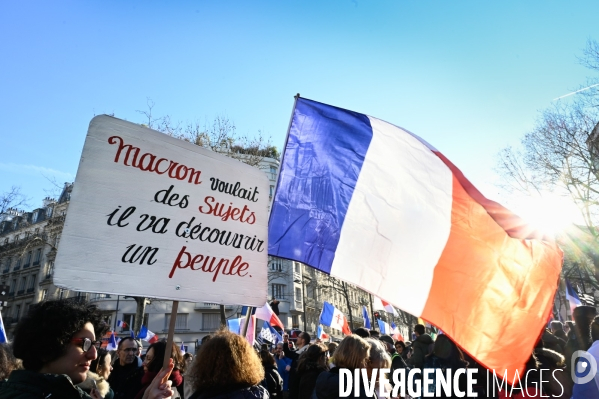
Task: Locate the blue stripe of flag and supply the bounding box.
[268,98,373,274]
[319,302,335,327]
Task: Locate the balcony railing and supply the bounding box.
[33,260,40,266]
[27,287,34,293]
[2,269,8,274]
[13,266,20,271]
[16,290,24,296]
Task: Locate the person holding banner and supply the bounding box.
[0,299,176,399]
[135,341,183,399]
[0,299,172,399]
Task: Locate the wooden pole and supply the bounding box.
[241,305,253,337]
[163,300,179,369]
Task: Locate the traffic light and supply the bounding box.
[373,311,381,320]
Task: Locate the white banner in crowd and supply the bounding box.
[54,115,269,305]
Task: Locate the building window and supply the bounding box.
[46,261,54,278]
[58,288,65,299]
[165,313,188,330]
[271,258,283,271]
[10,279,16,294]
[294,262,300,273]
[27,275,36,291]
[295,287,302,300]
[292,315,299,329]
[272,284,285,298]
[2,258,10,273]
[24,252,32,267]
[202,313,220,330]
[41,289,48,301]
[33,249,42,264]
[14,305,21,321]
[18,277,26,293]
[15,257,21,270]
[270,185,275,197]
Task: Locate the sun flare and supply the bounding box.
[508,193,581,237]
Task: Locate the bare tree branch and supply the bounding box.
[0,186,29,216]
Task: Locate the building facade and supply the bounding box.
[1,157,413,350]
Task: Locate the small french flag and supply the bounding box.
[362,306,371,329]
[377,319,391,335]
[107,331,119,351]
[390,322,403,342]
[116,320,128,328]
[317,325,329,340]
[138,326,158,343]
[254,302,284,330]
[373,296,399,316]
[180,342,186,355]
[319,302,351,335]
[565,279,582,314]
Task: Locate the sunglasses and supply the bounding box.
[71,338,102,353]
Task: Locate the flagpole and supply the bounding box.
[243,93,302,338]
[113,295,120,332]
[369,294,377,331]
[241,304,253,337]
[163,300,179,369]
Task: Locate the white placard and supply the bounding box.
[54,115,269,306]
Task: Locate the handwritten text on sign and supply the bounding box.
[54,116,269,305]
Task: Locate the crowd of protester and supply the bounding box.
[0,299,598,398]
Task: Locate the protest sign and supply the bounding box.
[54,115,269,306]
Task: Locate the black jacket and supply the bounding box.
[262,365,283,399]
[107,361,144,399]
[0,370,91,399]
[296,367,326,399]
[406,334,433,369]
[190,384,269,399]
[283,345,308,399]
[312,368,376,399]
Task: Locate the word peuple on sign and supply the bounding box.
[54,115,268,306]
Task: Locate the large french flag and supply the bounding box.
[268,97,563,383]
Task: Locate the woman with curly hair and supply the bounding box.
[135,340,184,399]
[188,330,268,399]
[0,344,20,380]
[0,299,175,399]
[293,343,328,399]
